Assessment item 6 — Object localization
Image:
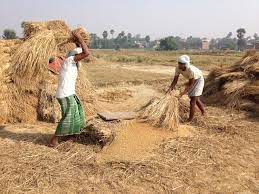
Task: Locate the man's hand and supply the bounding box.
[178,91,185,99]
[166,88,172,94]
[72,30,90,62]
[72,31,82,41]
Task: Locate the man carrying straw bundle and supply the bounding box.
[49,31,90,147]
[168,55,205,121]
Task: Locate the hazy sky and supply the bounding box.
[1,0,258,39]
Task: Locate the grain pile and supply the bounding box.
[204,50,259,116]
[0,20,97,124]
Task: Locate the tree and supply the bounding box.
[127,33,132,40]
[102,31,108,48]
[116,31,126,40]
[209,39,217,50]
[114,31,128,48]
[236,28,246,51]
[145,35,151,43]
[159,37,179,50]
[102,30,108,39]
[227,32,232,38]
[110,29,115,39]
[186,36,202,49]
[254,33,259,40]
[2,29,17,39]
[127,33,133,48]
[145,35,151,48]
[90,33,100,49]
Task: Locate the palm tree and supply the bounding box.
[102,31,108,39]
[110,29,115,39]
[236,28,246,51]
[145,35,151,43]
[120,31,125,37]
[102,31,108,49]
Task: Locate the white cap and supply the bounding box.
[178,55,190,65]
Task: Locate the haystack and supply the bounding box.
[203,50,259,116]
[138,92,187,130]
[22,20,70,39]
[0,39,23,123]
[1,20,97,124]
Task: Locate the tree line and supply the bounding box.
[90,30,152,49]
[1,27,258,51]
[159,28,259,51]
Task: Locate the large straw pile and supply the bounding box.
[138,92,185,130]
[204,50,259,116]
[6,30,57,88]
[22,20,70,38]
[1,20,96,124]
[0,39,22,123]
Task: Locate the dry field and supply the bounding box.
[0,49,258,193]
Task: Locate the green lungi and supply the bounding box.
[55,95,86,136]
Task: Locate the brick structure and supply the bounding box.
[202,38,210,50]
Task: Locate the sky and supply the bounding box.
[0,0,258,40]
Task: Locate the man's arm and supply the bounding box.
[167,75,179,93]
[170,75,179,90]
[72,31,90,62]
[179,78,195,97]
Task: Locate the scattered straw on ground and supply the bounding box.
[0,112,257,193]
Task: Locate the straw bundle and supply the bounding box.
[223,80,248,95]
[138,92,180,130]
[23,20,91,46]
[7,30,57,88]
[204,50,259,115]
[23,20,70,38]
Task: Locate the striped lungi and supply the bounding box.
[188,77,205,97]
[55,95,86,136]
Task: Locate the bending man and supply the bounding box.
[169,55,205,121]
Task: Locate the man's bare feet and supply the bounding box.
[49,135,59,147]
[202,112,207,117]
[187,118,193,123]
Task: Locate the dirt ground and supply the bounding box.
[0,50,258,193]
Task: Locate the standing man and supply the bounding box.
[169,55,205,121]
[49,31,90,147]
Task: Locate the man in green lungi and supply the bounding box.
[49,31,90,147]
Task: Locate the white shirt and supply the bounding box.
[175,64,203,80]
[56,56,78,98]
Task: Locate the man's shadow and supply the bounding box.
[0,125,97,147]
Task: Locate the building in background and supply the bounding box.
[202,38,210,50]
